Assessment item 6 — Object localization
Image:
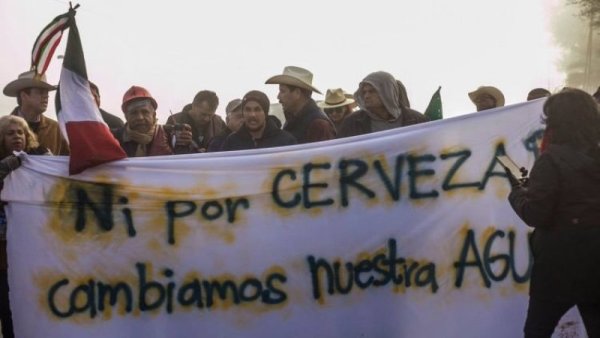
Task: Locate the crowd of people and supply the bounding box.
[3,65,599,160]
[0,64,599,337]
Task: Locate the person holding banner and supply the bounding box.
[507,88,600,337]
[0,115,51,338]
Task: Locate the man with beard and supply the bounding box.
[265,66,335,143]
[221,90,296,151]
[113,86,194,157]
[3,70,69,155]
[338,71,428,137]
[167,90,227,152]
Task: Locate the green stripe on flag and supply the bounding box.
[424,86,443,121]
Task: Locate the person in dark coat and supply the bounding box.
[166,90,227,152]
[265,66,335,143]
[507,88,600,337]
[338,72,428,138]
[89,81,125,130]
[207,98,244,152]
[221,90,296,151]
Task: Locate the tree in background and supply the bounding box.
[569,0,600,22]
[553,0,600,91]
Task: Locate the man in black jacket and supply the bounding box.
[221,90,296,151]
[265,66,335,143]
[89,82,124,130]
[207,98,243,152]
[167,90,227,152]
[508,89,600,337]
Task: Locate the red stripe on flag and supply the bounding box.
[65,121,126,175]
[32,19,68,68]
[38,34,64,75]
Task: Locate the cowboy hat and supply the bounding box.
[265,66,322,94]
[3,70,56,97]
[468,86,505,107]
[318,88,355,109]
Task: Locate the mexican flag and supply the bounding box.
[55,8,126,174]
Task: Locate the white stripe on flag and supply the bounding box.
[36,32,64,75]
[58,68,105,127]
[31,17,69,66]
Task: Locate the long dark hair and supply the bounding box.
[543,88,600,151]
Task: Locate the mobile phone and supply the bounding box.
[496,155,525,179]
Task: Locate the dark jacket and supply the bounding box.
[222,117,296,151]
[283,99,335,144]
[100,108,125,130]
[166,111,227,151]
[206,127,232,152]
[338,107,428,138]
[509,144,600,303]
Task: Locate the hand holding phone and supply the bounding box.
[496,155,528,187]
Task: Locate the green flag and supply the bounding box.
[424,86,443,121]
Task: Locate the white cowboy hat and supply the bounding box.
[3,70,56,97]
[265,66,322,94]
[468,86,505,107]
[318,88,355,109]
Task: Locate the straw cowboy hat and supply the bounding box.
[3,70,56,97]
[318,88,355,109]
[468,86,505,107]
[265,66,322,94]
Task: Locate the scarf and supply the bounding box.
[123,124,157,157]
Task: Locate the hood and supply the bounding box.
[355,71,402,120]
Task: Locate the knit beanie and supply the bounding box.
[242,90,270,115]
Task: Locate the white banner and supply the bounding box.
[2,100,585,338]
